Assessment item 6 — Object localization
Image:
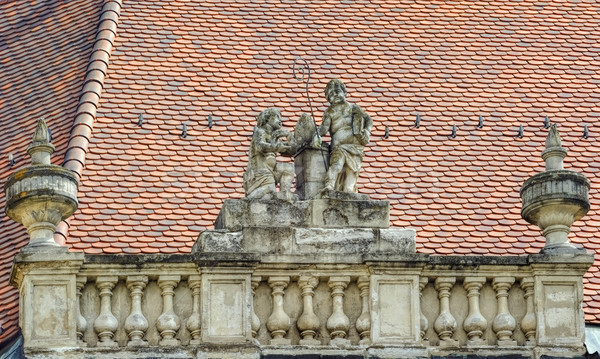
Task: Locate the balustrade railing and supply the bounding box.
[11,252,590,358]
[51,256,577,353]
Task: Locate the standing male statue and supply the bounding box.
[317,79,373,193]
[243,108,297,201]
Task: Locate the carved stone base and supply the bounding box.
[299,338,321,346]
[195,227,415,256]
[466,338,488,348]
[214,198,389,231]
[497,339,517,347]
[439,339,459,348]
[270,338,291,345]
[196,197,414,257]
[330,337,350,348]
[127,339,147,348]
[159,338,180,347]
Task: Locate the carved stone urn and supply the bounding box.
[4,118,78,251]
[520,124,589,254]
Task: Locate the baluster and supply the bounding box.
[356,276,371,346]
[267,276,291,345]
[93,276,119,347]
[327,276,350,347]
[492,277,516,347]
[463,277,487,346]
[157,275,181,346]
[76,276,87,347]
[250,276,261,340]
[434,277,458,348]
[419,277,429,345]
[520,277,536,346]
[187,275,202,345]
[297,276,320,345]
[124,275,148,347]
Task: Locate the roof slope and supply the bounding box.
[64,0,600,321]
[0,0,104,344]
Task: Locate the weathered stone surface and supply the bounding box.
[10,251,85,349]
[215,199,311,231]
[193,230,242,253]
[214,198,389,232]
[195,227,415,257]
[201,269,253,344]
[294,146,329,200]
[378,228,416,252]
[309,198,388,228]
[294,228,376,253]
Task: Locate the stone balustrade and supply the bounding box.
[10,251,592,358]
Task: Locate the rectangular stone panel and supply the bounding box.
[23,277,77,348]
[371,275,420,344]
[202,273,251,343]
[536,276,585,347]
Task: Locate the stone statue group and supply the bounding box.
[243,79,373,201]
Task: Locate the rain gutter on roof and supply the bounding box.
[54,0,122,246]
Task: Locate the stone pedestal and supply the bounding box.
[10,251,85,349]
[197,197,412,259]
[530,253,593,354]
[295,145,329,200]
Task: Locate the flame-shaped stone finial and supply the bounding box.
[541,124,567,171]
[5,118,77,252]
[26,118,55,165]
[520,124,589,254]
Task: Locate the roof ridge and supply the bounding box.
[55,0,122,246]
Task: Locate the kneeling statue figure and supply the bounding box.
[243,108,297,201]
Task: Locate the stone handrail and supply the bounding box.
[11,251,592,358]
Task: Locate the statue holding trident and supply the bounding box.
[316,79,373,193]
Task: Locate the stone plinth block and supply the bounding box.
[213,198,390,232]
[309,198,389,228]
[193,230,242,253]
[10,252,85,349]
[215,199,311,231]
[295,146,329,200]
[195,227,416,256]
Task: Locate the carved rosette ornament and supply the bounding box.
[124,275,149,347]
[267,276,291,345]
[4,118,78,251]
[187,275,202,345]
[521,124,590,253]
[434,277,458,348]
[326,276,351,347]
[297,276,320,345]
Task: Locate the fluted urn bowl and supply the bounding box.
[4,165,78,249]
[520,170,589,252]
